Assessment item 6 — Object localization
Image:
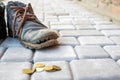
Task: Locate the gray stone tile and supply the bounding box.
[50,12,69,16]
[101,30,120,37]
[75,46,110,59]
[75,25,95,30]
[59,17,73,22]
[94,20,113,25]
[0,47,6,59]
[51,25,75,30]
[0,37,23,48]
[59,16,74,19]
[78,36,114,46]
[57,37,79,46]
[45,15,58,19]
[104,46,120,61]
[31,61,72,80]
[90,17,109,21]
[0,62,32,80]
[110,37,120,45]
[60,30,104,37]
[72,19,94,25]
[70,59,120,80]
[95,25,120,30]
[50,21,72,25]
[45,18,58,22]
[1,47,33,62]
[34,46,77,62]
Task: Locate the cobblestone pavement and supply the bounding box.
[1,0,120,80]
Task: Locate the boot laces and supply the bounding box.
[10,3,36,38]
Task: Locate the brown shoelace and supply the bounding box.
[10,3,37,38]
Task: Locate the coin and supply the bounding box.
[44,66,54,72]
[36,68,44,72]
[23,64,62,73]
[53,65,61,71]
[32,68,36,72]
[35,63,45,68]
[22,69,34,74]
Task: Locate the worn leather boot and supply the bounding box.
[7,1,59,49]
[0,2,6,40]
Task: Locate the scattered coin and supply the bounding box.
[44,65,61,72]
[44,66,54,72]
[23,63,62,74]
[23,69,34,74]
[53,65,61,71]
[32,68,36,72]
[35,63,45,68]
[36,68,44,72]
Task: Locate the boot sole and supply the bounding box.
[21,39,58,49]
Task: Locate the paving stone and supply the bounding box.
[60,30,104,37]
[90,17,109,21]
[56,12,69,16]
[87,15,102,18]
[0,37,23,48]
[31,61,72,80]
[34,7,43,11]
[110,37,120,45]
[44,11,56,15]
[50,12,69,16]
[72,19,94,25]
[57,37,79,46]
[59,16,74,19]
[75,46,110,59]
[94,20,113,25]
[44,18,59,22]
[95,24,120,30]
[73,17,89,20]
[101,30,120,37]
[0,47,6,59]
[34,46,77,62]
[78,36,114,46]
[0,62,32,80]
[59,17,73,22]
[45,15,58,19]
[70,59,120,80]
[51,25,75,30]
[84,13,100,18]
[75,25,95,30]
[1,47,33,62]
[50,21,72,25]
[104,46,120,61]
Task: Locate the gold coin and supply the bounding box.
[44,66,54,72]
[22,69,34,74]
[36,68,44,72]
[31,68,36,72]
[53,65,61,71]
[35,63,45,68]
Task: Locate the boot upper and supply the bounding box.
[7,1,59,44]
